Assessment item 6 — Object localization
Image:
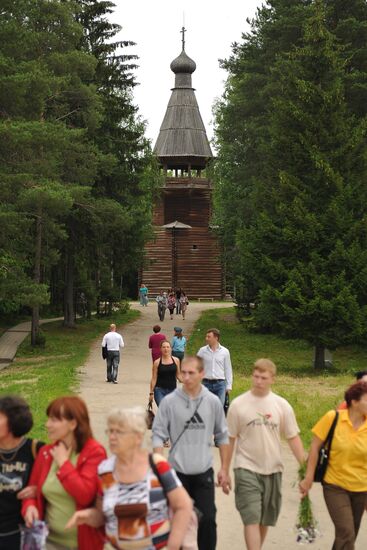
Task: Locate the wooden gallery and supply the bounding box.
[141,34,224,299]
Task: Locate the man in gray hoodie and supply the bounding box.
[152,355,231,550]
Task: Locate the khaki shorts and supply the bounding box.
[234,468,282,526]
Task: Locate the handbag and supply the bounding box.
[102,345,108,359]
[146,401,155,430]
[20,520,49,550]
[224,392,230,416]
[314,410,339,482]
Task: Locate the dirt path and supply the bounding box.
[0,317,62,369]
[79,301,367,550]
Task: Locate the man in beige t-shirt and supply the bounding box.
[224,358,305,550]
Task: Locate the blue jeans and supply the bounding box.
[157,303,166,321]
[106,351,120,382]
[202,379,226,405]
[154,387,174,406]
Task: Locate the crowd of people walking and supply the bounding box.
[97,317,367,550]
[2,305,367,550]
[3,357,367,550]
[138,284,189,323]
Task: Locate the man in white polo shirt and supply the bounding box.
[101,323,124,384]
[197,328,233,405]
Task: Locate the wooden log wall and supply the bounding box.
[175,227,223,299]
[141,228,172,293]
[141,186,224,299]
[164,192,210,227]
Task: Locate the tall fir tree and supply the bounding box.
[213,0,310,304]
[57,0,159,325]
[0,0,101,341]
[235,0,367,366]
[325,0,367,117]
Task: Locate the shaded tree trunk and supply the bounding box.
[31,211,42,346]
[314,344,326,370]
[63,249,76,328]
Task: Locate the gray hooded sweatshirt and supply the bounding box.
[152,385,229,475]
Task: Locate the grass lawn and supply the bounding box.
[186,307,367,446]
[0,309,139,440]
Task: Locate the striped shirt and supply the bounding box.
[98,454,181,549]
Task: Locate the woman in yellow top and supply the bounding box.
[300,381,367,550]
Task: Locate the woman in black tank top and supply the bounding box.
[149,341,181,406]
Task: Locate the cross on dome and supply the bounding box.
[180,26,186,51]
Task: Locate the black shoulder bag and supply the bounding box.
[102,344,108,359]
[314,411,339,483]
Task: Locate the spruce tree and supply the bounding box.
[0,0,101,341]
[213,0,310,305]
[239,0,367,366]
[57,0,158,325]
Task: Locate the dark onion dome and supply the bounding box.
[154,38,212,163]
[170,50,196,74]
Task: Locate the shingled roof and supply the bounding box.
[154,42,213,165]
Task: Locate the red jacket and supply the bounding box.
[21,438,106,550]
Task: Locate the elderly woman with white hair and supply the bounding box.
[67,406,192,550]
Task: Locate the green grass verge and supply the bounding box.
[186,307,367,446]
[0,309,140,440]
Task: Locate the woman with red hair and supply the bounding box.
[22,396,106,550]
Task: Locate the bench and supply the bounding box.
[197,297,215,302]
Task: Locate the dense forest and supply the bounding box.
[0,0,160,342]
[214,0,367,367]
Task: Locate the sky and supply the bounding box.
[112,0,261,147]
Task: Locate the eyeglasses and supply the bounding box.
[105,428,133,437]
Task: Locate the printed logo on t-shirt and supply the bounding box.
[247,412,278,430]
[0,463,26,492]
[185,411,205,430]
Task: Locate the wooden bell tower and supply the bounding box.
[141,29,224,299]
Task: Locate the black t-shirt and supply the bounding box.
[0,438,43,535]
[156,360,177,390]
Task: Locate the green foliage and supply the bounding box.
[34,329,46,347]
[214,0,367,359]
[116,300,131,315]
[0,0,100,321]
[0,0,158,328]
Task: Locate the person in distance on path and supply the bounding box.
[101,323,124,384]
[156,291,168,322]
[152,355,231,550]
[171,327,187,365]
[148,324,166,362]
[149,340,181,407]
[197,328,233,406]
[138,283,149,306]
[225,358,305,550]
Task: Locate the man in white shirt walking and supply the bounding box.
[197,328,233,405]
[101,323,124,384]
